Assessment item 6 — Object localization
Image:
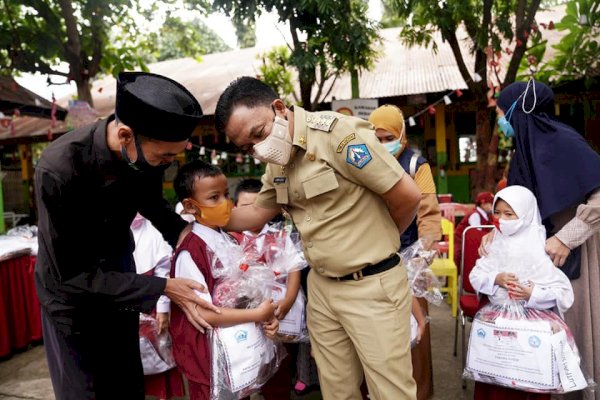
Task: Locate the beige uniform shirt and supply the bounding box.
[255,106,406,278]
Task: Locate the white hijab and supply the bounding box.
[482,185,574,313]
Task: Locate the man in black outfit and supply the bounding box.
[35,72,217,399]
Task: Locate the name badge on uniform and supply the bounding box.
[274,176,287,184]
[336,133,355,153]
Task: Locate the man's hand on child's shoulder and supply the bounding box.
[478,230,495,257]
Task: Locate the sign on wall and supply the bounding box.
[332,99,379,120]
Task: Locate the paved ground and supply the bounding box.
[0,302,474,400]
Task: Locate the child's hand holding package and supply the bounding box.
[508,280,534,301]
[255,299,277,321]
[262,318,280,339]
[494,272,518,289]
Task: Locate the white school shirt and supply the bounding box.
[467,207,488,227]
[132,217,173,313]
[175,223,236,303]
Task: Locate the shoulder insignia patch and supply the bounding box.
[346,144,372,169]
[336,133,356,153]
[274,176,287,184]
[306,114,338,132]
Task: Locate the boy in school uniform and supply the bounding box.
[169,160,279,400]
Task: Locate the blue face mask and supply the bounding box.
[498,100,518,138]
[383,139,402,157]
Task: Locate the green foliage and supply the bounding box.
[257,46,296,104]
[534,0,600,85]
[0,0,214,104]
[213,0,380,109]
[380,0,407,28]
[143,15,231,63]
[0,0,147,80]
[232,14,257,48]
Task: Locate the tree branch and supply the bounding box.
[319,74,338,106]
[88,13,104,77]
[473,0,492,94]
[446,31,479,92]
[56,0,82,74]
[504,0,542,83]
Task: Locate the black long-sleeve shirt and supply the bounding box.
[34,116,187,333]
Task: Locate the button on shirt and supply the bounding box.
[255,107,405,277]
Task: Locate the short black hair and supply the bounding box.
[234,178,263,205]
[214,76,278,136]
[174,159,223,201]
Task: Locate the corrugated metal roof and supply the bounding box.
[325,28,473,101]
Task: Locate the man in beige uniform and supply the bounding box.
[216,77,421,400]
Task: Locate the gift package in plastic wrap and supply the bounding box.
[464,300,594,394]
[206,226,307,398]
[138,313,177,375]
[400,238,443,306]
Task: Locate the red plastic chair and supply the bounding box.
[437,193,454,203]
[452,224,494,388]
[438,202,473,226]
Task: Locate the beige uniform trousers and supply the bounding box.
[307,263,417,400]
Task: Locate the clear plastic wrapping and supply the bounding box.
[138,313,176,375]
[206,229,301,398]
[400,239,443,306]
[272,284,309,343]
[232,224,309,343]
[464,300,595,394]
[238,222,307,277]
[209,323,287,400]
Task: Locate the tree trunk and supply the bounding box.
[483,125,500,192]
[76,78,94,108]
[351,69,359,99]
[298,65,316,110]
[472,106,492,197]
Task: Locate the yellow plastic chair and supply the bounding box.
[430,218,458,317]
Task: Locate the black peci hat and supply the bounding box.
[115,72,203,142]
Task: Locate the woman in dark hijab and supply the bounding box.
[482,80,600,400]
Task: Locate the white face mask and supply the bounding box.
[383,139,402,157]
[252,116,292,165]
[498,218,524,236]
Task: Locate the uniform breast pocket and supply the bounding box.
[301,168,349,219]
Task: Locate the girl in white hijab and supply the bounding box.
[470,185,574,315]
[468,186,584,399]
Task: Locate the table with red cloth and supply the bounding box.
[0,253,42,357]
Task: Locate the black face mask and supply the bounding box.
[121,135,172,173]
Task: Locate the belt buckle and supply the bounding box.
[352,270,364,281]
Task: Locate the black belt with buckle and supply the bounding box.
[333,253,400,281]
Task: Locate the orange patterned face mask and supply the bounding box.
[188,198,233,228]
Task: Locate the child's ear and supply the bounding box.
[182,198,200,215]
